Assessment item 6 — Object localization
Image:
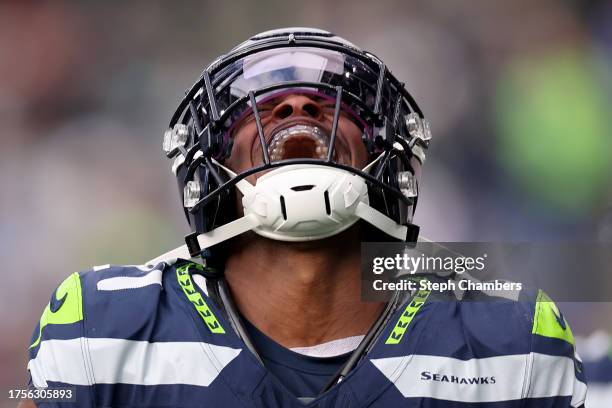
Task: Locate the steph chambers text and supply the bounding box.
[372,279,522,293]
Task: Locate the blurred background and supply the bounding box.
[1,0,611,406]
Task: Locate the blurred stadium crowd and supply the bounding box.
[1,0,611,406]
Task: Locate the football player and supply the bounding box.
[23,28,587,407]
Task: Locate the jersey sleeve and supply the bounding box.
[26,272,94,407]
[527,290,587,407]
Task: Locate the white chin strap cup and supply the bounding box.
[147,163,409,265]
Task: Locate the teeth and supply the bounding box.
[267,124,331,161]
[315,146,328,159]
[270,147,285,162]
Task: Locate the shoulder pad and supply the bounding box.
[82,262,165,291]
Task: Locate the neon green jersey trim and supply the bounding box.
[532,289,575,347]
[386,286,431,345]
[30,272,83,349]
[176,263,225,334]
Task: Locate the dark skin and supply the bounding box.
[224,92,385,348]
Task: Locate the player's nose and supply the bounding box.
[271,94,323,121]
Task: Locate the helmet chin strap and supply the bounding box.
[147,157,412,266]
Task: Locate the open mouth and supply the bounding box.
[268,124,335,162]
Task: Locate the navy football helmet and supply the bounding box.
[162,28,431,261]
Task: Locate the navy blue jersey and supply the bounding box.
[27,259,586,407]
[241,316,351,398]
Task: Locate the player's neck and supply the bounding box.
[223,226,385,348]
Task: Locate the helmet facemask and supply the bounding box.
[164,32,431,259]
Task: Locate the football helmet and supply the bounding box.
[159,27,431,263]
